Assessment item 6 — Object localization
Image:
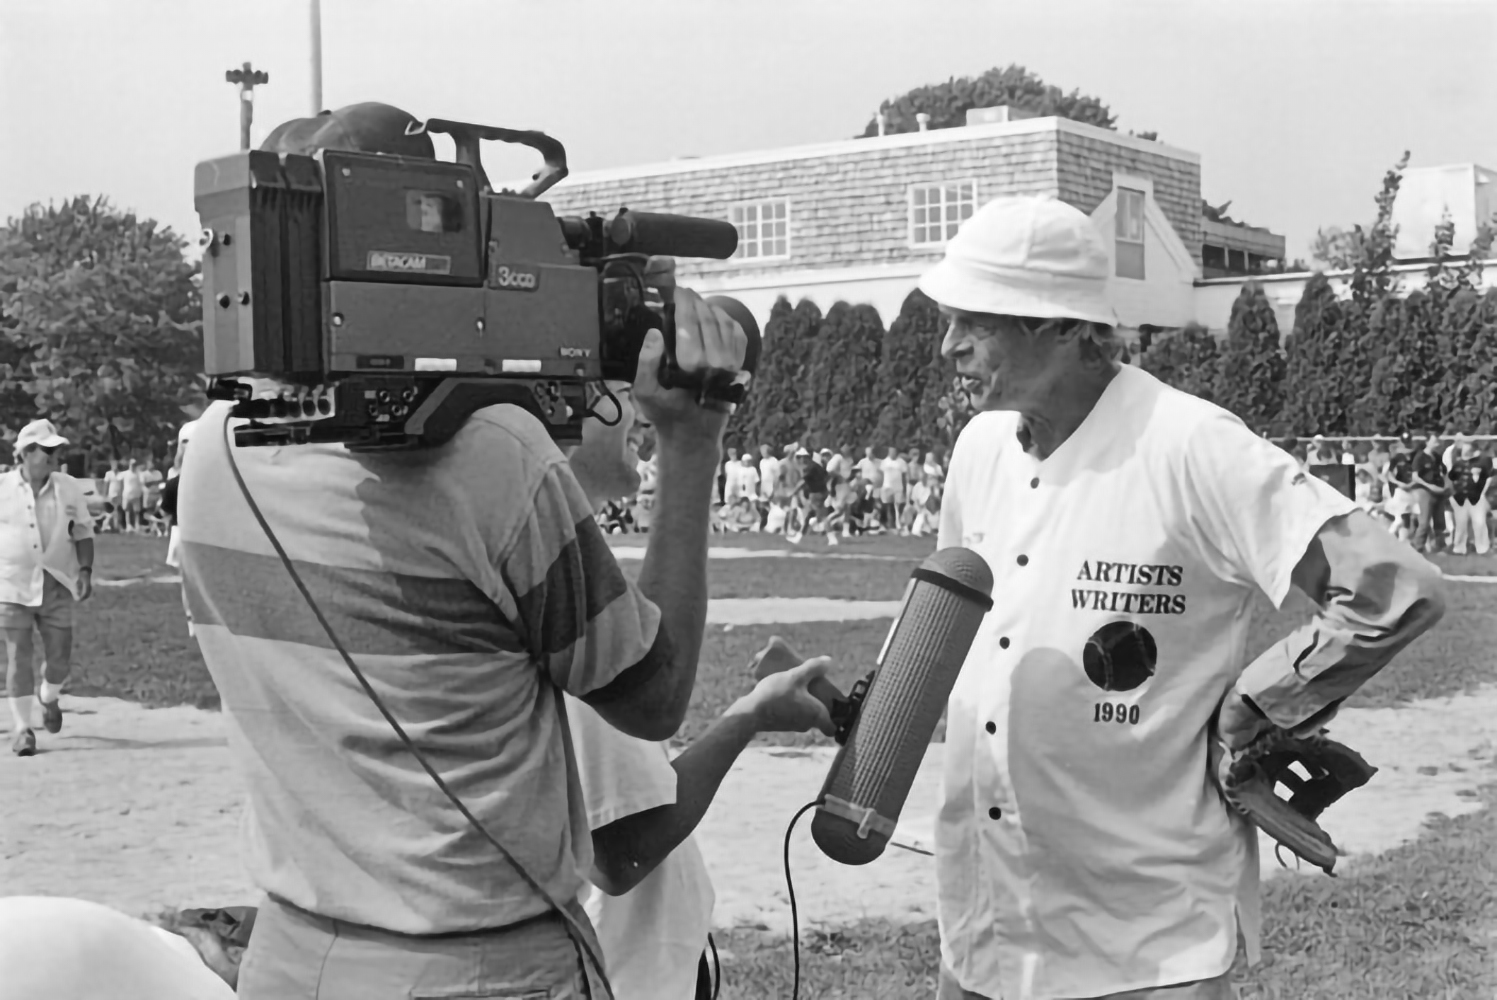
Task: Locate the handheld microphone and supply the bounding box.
[811,547,993,865]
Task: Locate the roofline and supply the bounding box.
[1193,256,1497,287]
[542,116,1200,190]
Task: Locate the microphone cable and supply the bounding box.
[218,416,614,999]
[783,800,819,1000]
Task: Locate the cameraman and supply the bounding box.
[179,267,747,1000]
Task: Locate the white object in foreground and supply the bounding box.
[0,896,234,1000]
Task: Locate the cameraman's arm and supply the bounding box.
[583,294,746,739]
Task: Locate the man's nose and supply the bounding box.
[939,322,962,360]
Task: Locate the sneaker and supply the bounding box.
[41,698,62,734]
[11,728,35,756]
[827,533,840,546]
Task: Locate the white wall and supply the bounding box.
[1089,182,1199,330]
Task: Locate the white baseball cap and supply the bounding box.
[918,196,1119,326]
[14,418,68,453]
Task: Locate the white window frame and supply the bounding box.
[1115,187,1146,246]
[908,180,980,247]
[1112,172,1153,282]
[729,199,791,261]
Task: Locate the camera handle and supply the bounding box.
[414,119,569,198]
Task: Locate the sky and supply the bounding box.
[3,0,1495,263]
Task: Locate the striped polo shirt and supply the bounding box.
[179,400,662,935]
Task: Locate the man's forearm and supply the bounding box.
[75,538,93,570]
[589,704,757,895]
[1222,510,1446,747]
[635,428,723,714]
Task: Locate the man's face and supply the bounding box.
[939,309,1071,413]
[760,445,771,458]
[21,444,58,480]
[568,381,645,503]
[1426,436,1441,454]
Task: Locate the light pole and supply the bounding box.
[310,0,323,114]
[225,61,269,151]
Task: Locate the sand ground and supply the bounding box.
[5,681,1494,933]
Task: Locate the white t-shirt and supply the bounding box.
[880,456,909,500]
[855,456,883,487]
[120,467,144,501]
[759,455,781,499]
[567,698,714,1000]
[0,896,234,1000]
[935,365,1357,1000]
[735,463,760,500]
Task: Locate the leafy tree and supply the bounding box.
[0,196,202,463]
[1281,273,1347,434]
[1213,282,1285,434]
[1139,322,1219,401]
[860,64,1117,137]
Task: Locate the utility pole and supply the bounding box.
[225,61,270,151]
[310,0,323,114]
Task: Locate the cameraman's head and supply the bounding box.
[566,381,650,507]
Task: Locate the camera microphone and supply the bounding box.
[608,210,740,260]
[812,548,993,865]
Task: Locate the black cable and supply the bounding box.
[219,416,613,998]
[784,800,818,1000]
[708,931,721,1000]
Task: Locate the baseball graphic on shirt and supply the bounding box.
[1083,620,1158,692]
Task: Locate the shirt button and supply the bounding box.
[988,807,1002,820]
[985,721,996,735]
[1029,477,1039,489]
[1017,554,1028,566]
[999,637,1010,649]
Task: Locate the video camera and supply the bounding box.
[193,106,760,449]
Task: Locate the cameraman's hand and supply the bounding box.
[732,656,837,737]
[633,286,747,442]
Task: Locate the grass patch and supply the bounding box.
[712,783,1497,1000]
[40,532,1497,727]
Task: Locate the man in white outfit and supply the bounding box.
[918,196,1446,1000]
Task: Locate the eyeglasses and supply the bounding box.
[26,445,60,456]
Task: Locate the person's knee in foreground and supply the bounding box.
[180,246,748,1000]
[908,196,1445,1000]
[561,380,837,1000]
[0,419,95,756]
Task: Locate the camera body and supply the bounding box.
[193,117,755,449]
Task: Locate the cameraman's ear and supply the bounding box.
[644,256,677,292]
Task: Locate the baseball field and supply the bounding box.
[3,532,1494,999]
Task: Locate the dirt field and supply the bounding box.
[5,680,1494,933]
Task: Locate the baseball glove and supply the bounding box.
[1217,728,1377,875]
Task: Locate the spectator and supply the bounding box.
[1,419,95,757]
[734,452,760,503]
[119,458,145,532]
[879,446,909,530]
[1366,438,1391,477]
[757,444,780,530]
[1339,439,1357,466]
[854,446,882,492]
[1383,436,1417,541]
[923,450,945,485]
[776,444,802,536]
[105,457,125,532]
[1449,439,1492,556]
[789,448,830,544]
[720,446,741,506]
[1409,435,1449,554]
[1306,434,1337,466]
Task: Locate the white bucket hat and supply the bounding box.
[13,418,68,454]
[918,195,1119,326]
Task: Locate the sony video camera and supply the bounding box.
[193,112,760,449]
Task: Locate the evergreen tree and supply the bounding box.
[1436,288,1485,433]
[1281,273,1346,434]
[1399,290,1444,432]
[878,288,947,450]
[1354,297,1410,434]
[724,296,793,451]
[1139,322,1219,400]
[1213,282,1285,434]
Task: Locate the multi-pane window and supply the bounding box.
[1115,187,1146,279]
[909,182,977,246]
[730,200,790,259]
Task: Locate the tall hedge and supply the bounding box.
[1213,282,1285,435]
[1140,322,1219,402]
[1281,272,1346,434]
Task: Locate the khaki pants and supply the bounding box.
[238,895,605,1000]
[937,966,1238,1000]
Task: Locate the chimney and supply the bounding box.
[876,111,887,137]
[915,112,930,132]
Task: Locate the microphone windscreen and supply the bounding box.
[812,547,993,865]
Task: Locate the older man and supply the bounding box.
[917,196,1445,1000]
[0,419,95,756]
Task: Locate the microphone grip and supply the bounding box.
[608,210,740,260]
[807,676,844,714]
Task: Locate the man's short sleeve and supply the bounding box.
[565,695,676,830]
[1181,414,1360,607]
[466,407,663,698]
